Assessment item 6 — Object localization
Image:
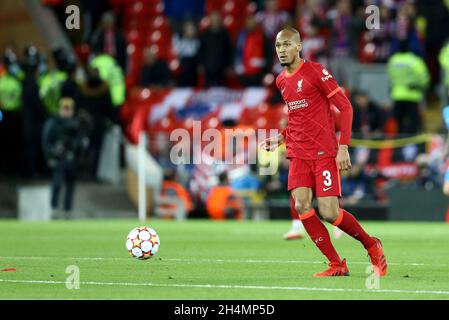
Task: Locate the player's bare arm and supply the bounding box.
[336,144,352,171]
[260,132,285,152]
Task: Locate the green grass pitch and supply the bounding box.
[0,219,448,300]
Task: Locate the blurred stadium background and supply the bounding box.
[0,0,448,224]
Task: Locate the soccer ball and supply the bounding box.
[126,226,160,260]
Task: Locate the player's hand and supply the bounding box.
[336,145,352,171]
[259,135,283,152]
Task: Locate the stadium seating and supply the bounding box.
[117,0,258,89]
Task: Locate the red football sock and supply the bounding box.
[300,209,341,263]
[333,209,376,250]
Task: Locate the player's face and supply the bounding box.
[275,34,301,67]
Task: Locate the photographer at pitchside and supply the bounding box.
[42,97,90,219]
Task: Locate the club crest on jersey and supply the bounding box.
[297,79,303,92]
[321,69,333,81]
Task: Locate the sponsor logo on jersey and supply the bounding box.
[287,99,309,111]
[321,68,333,81]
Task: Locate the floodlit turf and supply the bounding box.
[0,219,448,300]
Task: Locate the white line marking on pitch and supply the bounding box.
[0,279,449,296]
[0,256,444,267]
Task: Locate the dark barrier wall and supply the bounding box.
[385,185,447,221]
[268,186,447,222]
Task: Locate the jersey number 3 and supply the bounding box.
[323,170,332,187]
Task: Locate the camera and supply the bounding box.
[48,114,91,167]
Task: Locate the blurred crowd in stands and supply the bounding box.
[1,0,449,220]
[38,0,449,93]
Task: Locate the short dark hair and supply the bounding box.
[277,27,302,43]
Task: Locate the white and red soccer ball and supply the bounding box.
[126,226,160,259]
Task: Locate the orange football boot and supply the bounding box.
[367,237,388,276]
[313,259,349,277]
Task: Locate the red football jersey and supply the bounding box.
[276,60,341,160]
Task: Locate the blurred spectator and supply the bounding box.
[414,113,448,191]
[415,0,449,88]
[341,147,377,205]
[159,168,193,219]
[301,21,328,66]
[89,46,125,112]
[206,172,244,220]
[256,0,290,41]
[0,49,23,175]
[387,40,430,134]
[415,152,443,191]
[139,46,172,88]
[164,0,205,32]
[21,51,47,178]
[390,0,423,57]
[329,0,354,57]
[295,0,327,39]
[80,0,110,42]
[351,90,385,138]
[199,11,233,87]
[90,11,128,72]
[361,4,395,63]
[295,0,329,65]
[79,67,113,179]
[61,62,81,109]
[172,20,200,87]
[328,0,364,86]
[230,164,266,221]
[230,165,261,193]
[38,47,69,115]
[42,98,89,219]
[439,40,449,104]
[1,47,23,79]
[261,154,289,198]
[234,14,270,87]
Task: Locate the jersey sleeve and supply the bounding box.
[329,90,353,146]
[311,63,341,99]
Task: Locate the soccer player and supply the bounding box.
[261,28,387,277]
